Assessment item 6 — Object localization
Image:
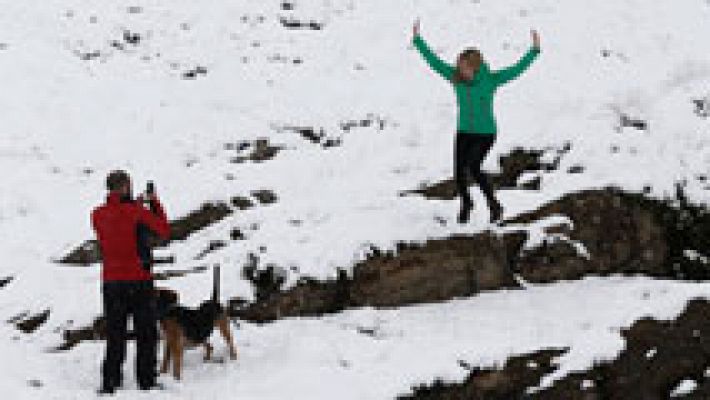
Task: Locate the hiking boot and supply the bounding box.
[97,386,116,396]
[139,382,165,391]
[458,200,473,224]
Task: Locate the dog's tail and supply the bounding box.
[211,264,221,303]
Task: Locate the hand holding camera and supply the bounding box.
[137,181,158,209]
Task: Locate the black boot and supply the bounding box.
[139,381,165,391]
[489,200,503,223]
[458,199,473,224]
[97,386,116,396]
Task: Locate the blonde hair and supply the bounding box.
[453,48,483,83]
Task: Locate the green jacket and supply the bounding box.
[414,35,540,135]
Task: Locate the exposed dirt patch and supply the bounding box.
[230,228,246,240]
[153,265,209,281]
[404,145,570,200]
[251,189,278,205]
[227,138,283,163]
[340,114,388,132]
[401,349,566,400]
[195,240,227,260]
[693,98,709,118]
[400,298,710,400]
[56,317,105,351]
[182,65,208,80]
[13,310,51,333]
[279,17,324,30]
[0,276,14,288]
[276,115,388,148]
[169,202,233,241]
[231,195,256,210]
[617,113,649,132]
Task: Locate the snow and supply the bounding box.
[4,277,710,399]
[1,0,709,397]
[670,379,698,398]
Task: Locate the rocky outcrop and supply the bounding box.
[10,310,51,334]
[510,188,668,283]
[234,187,710,323]
[0,276,14,289]
[401,349,566,400]
[401,298,710,400]
[235,233,526,322]
[349,234,525,308]
[510,186,710,283]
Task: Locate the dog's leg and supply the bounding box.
[171,333,184,380]
[203,342,213,361]
[216,315,238,360]
[160,336,171,375]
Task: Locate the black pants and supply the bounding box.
[102,281,157,389]
[454,131,497,207]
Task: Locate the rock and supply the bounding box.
[251,190,278,205]
[15,310,50,334]
[57,317,105,351]
[1,276,15,288]
[234,233,526,322]
[350,233,525,308]
[401,299,710,399]
[401,349,566,400]
[153,265,208,281]
[231,196,255,210]
[233,187,710,323]
[511,186,709,283]
[231,228,246,240]
[279,17,324,30]
[230,139,282,163]
[195,240,227,260]
[58,240,102,266]
[168,202,232,242]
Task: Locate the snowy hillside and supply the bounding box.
[1,0,710,398]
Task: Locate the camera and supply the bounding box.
[141,181,155,204]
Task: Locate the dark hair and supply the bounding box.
[453,48,484,83]
[106,170,131,191]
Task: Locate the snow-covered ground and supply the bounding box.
[1,0,710,397]
[4,277,710,399]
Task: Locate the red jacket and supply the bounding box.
[92,192,171,281]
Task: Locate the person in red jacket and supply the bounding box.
[92,170,170,394]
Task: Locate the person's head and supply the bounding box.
[454,48,484,83]
[106,170,132,196]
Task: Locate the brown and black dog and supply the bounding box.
[154,266,238,380]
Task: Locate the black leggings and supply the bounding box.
[454,131,497,206]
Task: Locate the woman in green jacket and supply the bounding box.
[413,21,540,223]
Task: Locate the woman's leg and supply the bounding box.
[467,135,501,221]
[454,132,474,223]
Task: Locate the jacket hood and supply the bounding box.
[474,62,492,81]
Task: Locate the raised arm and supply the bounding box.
[412,20,454,81]
[493,30,541,86]
[136,196,170,240]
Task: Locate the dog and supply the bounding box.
[154,266,238,380]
